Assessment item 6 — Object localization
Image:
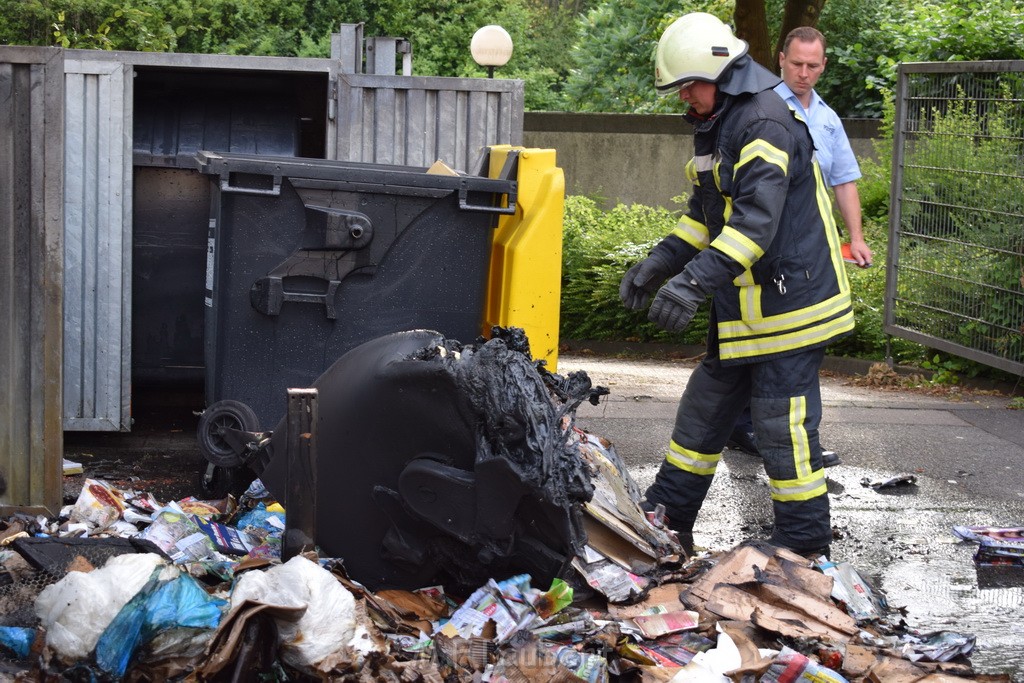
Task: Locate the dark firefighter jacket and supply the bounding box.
[652,55,854,363]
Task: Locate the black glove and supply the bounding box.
[648,268,706,333]
[619,252,674,310]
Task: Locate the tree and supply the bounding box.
[732,0,771,69]
[733,0,825,69]
[564,0,734,113]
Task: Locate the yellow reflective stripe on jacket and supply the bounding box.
[788,396,812,480]
[665,440,720,476]
[711,226,764,270]
[685,157,699,184]
[732,270,762,320]
[736,139,789,175]
[813,160,852,292]
[720,309,855,360]
[769,468,827,501]
[737,284,763,327]
[671,215,710,250]
[719,291,852,338]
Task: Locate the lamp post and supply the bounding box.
[471,25,513,78]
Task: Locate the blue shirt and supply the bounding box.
[774,82,861,186]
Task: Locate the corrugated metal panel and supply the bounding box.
[62,59,133,431]
[0,46,64,515]
[336,73,524,172]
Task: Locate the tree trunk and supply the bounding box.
[734,0,772,69]
[774,0,827,57]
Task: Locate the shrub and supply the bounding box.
[559,193,922,363]
[892,85,1024,367]
[560,195,709,344]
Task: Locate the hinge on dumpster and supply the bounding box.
[250,206,375,319]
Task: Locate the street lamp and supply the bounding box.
[471,25,513,78]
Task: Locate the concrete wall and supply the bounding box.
[523,112,881,209]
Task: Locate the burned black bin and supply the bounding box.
[194,151,517,465]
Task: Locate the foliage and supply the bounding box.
[560,195,710,343]
[563,0,733,113]
[814,0,890,117]
[0,0,367,55]
[893,85,1024,367]
[830,0,1024,117]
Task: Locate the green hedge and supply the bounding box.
[559,192,921,363]
[559,195,709,345]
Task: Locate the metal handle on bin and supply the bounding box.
[458,183,517,215]
[251,277,341,319]
[220,174,283,196]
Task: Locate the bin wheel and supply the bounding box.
[198,400,260,468]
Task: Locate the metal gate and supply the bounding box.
[335,72,524,172]
[886,60,1024,376]
[62,58,133,431]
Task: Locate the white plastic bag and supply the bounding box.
[34,553,171,662]
[229,555,359,671]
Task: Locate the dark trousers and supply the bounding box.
[643,346,831,553]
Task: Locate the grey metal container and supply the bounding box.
[194,150,518,462]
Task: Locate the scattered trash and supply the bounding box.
[816,556,888,620]
[0,330,1000,680]
[953,525,1024,567]
[761,645,849,682]
[0,626,36,660]
[228,555,375,673]
[860,474,918,491]
[631,609,700,639]
[898,630,977,663]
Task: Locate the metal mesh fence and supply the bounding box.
[886,61,1024,376]
[0,537,166,632]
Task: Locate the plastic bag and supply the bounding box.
[95,569,225,677]
[229,555,358,671]
[0,626,36,660]
[34,553,167,662]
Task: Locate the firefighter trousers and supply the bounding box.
[643,346,831,554]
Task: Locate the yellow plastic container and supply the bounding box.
[484,146,565,370]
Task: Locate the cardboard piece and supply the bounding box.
[199,600,307,677]
[426,159,460,176]
[583,514,657,573]
[756,583,857,634]
[690,543,857,646]
[686,544,774,603]
[606,583,685,620]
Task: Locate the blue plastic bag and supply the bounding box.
[0,626,36,660]
[94,568,226,677]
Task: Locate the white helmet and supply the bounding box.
[655,13,748,94]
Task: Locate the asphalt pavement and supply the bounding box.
[558,349,1024,681]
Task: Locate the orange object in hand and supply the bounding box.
[841,242,870,267]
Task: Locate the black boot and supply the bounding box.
[726,428,759,456]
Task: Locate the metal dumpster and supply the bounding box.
[194,151,518,464]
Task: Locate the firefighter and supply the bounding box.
[619,12,854,556]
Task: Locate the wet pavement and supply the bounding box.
[59,348,1024,679]
[560,350,1024,681]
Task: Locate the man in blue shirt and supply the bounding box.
[775,26,872,267]
[727,26,872,466]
